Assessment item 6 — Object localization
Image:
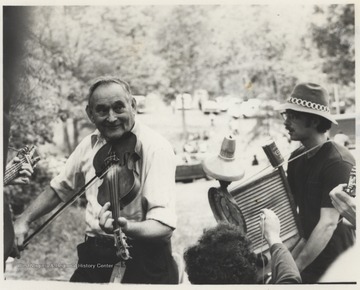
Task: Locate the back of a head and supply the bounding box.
[183,223,257,284]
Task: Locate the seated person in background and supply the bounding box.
[183,209,301,284]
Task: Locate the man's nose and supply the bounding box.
[106,109,117,122]
[283,118,290,127]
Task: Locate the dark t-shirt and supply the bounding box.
[287,141,355,281]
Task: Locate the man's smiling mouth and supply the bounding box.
[106,124,122,128]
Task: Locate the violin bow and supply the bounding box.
[21,165,111,250]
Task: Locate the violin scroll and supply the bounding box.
[114,228,131,260]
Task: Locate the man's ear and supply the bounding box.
[86,105,94,123]
[311,116,320,128]
[131,97,137,114]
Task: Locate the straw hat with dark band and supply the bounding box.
[276,83,338,125]
[202,136,245,182]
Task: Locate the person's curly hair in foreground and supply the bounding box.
[183,222,257,284]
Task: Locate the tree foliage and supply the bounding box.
[3,3,355,223]
[6,5,355,152]
[311,5,355,85]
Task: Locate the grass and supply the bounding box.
[5,205,85,281]
[5,103,289,282]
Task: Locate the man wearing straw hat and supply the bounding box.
[277,83,355,283]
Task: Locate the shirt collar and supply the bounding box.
[90,129,104,148]
[130,121,142,156]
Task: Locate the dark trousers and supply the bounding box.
[70,236,179,284]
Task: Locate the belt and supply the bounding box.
[85,235,116,248]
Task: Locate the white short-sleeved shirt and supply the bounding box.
[50,121,177,237]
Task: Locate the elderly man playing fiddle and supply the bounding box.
[14,76,178,284]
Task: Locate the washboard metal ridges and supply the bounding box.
[207,139,303,260]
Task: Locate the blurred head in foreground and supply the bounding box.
[183,222,257,284]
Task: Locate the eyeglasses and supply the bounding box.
[280,111,300,121]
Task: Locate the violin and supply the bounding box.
[93,131,141,260]
[19,133,141,255]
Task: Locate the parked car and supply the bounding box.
[202,100,220,114]
[215,96,228,112]
[133,95,146,114]
[175,154,210,182]
[227,104,242,119]
[227,98,261,119]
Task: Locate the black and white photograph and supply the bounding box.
[2,1,358,288]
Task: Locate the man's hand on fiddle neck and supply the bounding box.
[98,202,129,234]
[98,202,173,241]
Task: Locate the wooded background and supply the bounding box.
[4,3,355,220]
[3,4,356,282]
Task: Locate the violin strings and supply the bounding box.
[5,167,22,181]
[108,165,120,226]
[4,159,28,184]
[5,157,27,172]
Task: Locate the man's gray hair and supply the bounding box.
[87,76,132,105]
